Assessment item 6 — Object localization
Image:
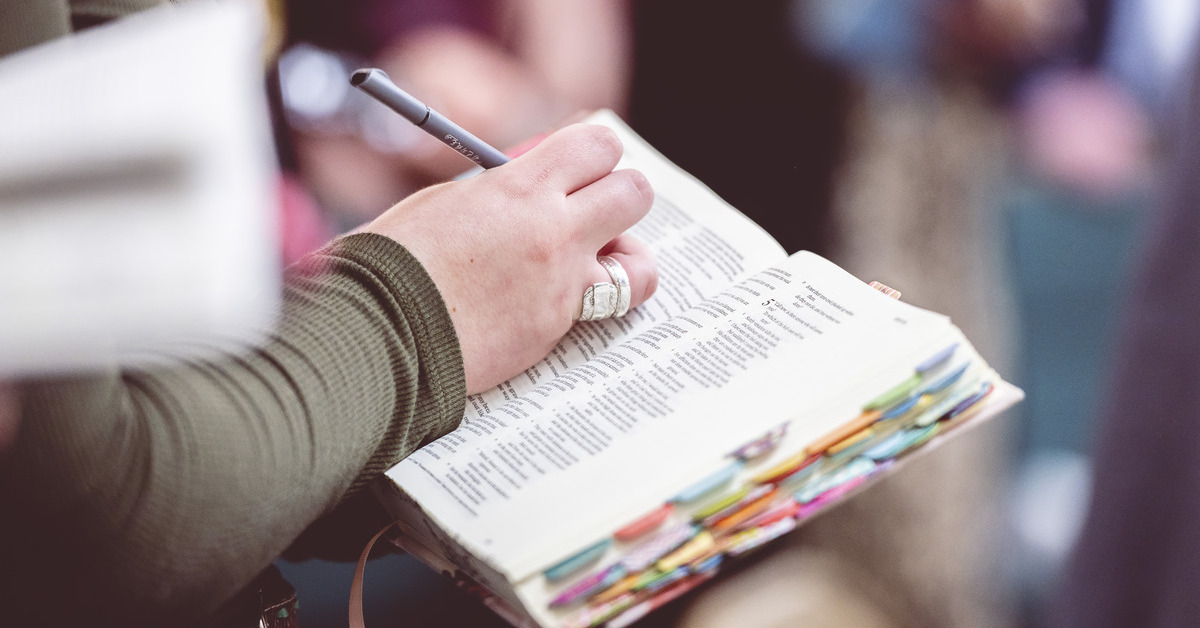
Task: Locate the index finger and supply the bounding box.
[566,168,654,249]
[503,110,596,159]
[505,123,623,195]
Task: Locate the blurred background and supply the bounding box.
[264,0,1195,626]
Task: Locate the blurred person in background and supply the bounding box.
[0,2,657,627]
[991,1,1196,622]
[1037,4,1200,627]
[1046,37,1200,627]
[658,1,1142,626]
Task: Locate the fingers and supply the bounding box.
[567,168,655,248]
[503,110,596,159]
[506,123,623,194]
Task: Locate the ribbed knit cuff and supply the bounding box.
[324,232,466,493]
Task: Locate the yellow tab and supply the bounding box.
[656,531,714,572]
[751,450,811,484]
[809,409,882,454]
[692,487,750,520]
[589,574,641,606]
[827,426,874,454]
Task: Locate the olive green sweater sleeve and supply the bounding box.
[1,233,466,626]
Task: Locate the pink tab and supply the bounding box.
[614,503,673,542]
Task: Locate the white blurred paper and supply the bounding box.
[0,1,281,375]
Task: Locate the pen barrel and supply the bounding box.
[422,110,510,169]
[354,72,428,123]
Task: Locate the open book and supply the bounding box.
[374,111,1021,628]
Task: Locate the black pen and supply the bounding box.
[350,68,511,169]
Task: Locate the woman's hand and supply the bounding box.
[364,123,658,393]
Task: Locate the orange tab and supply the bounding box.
[808,409,881,455]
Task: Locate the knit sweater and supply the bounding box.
[2,231,466,625]
[8,4,467,625]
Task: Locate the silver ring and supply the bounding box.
[577,256,631,321]
[597,256,631,317]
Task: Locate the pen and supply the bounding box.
[349,68,511,169]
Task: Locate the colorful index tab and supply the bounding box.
[726,517,797,557]
[700,484,774,527]
[672,460,743,503]
[944,382,993,421]
[920,362,970,395]
[588,574,641,606]
[577,592,636,628]
[613,503,673,542]
[865,374,923,411]
[878,394,923,421]
[549,564,626,608]
[863,430,908,461]
[868,281,902,299]
[544,539,611,582]
[732,423,789,460]
[808,409,882,455]
[826,426,875,455]
[797,475,870,518]
[752,450,818,484]
[737,497,801,531]
[621,523,697,572]
[795,456,876,503]
[915,343,958,373]
[656,531,715,572]
[691,486,751,520]
[710,487,779,532]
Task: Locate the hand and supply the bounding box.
[364,123,658,393]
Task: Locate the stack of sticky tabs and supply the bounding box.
[539,342,1000,628]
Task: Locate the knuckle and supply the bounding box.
[621,169,654,210]
[527,232,567,266]
[578,124,622,161]
[494,167,546,202]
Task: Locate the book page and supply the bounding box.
[387,251,957,580]
[459,111,787,421]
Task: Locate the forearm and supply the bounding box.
[1,233,465,624]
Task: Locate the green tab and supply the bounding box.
[691,486,750,520]
[864,374,922,410]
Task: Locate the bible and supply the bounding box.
[373,111,1022,628]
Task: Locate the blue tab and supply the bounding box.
[900,422,940,451]
[544,538,611,582]
[879,393,923,420]
[775,456,826,492]
[943,381,993,421]
[644,566,689,593]
[795,457,876,503]
[691,553,724,575]
[920,362,970,395]
[915,343,958,373]
[672,460,744,503]
[863,431,908,460]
